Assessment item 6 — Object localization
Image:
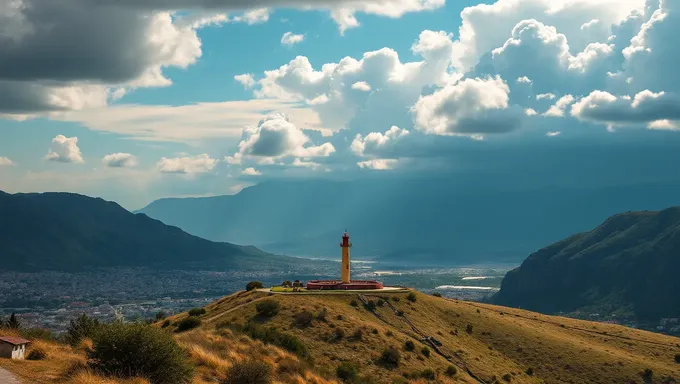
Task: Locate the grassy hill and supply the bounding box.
[3,290,680,383]
[493,207,680,320]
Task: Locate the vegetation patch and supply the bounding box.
[223,360,272,384]
[246,281,264,291]
[294,311,314,328]
[188,308,206,317]
[26,347,47,361]
[404,340,415,351]
[445,365,457,376]
[336,361,359,382]
[65,313,101,346]
[378,347,401,368]
[176,317,201,332]
[255,299,280,317]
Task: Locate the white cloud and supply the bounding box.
[537,93,556,100]
[351,126,409,157]
[571,90,680,126]
[234,74,256,89]
[525,108,538,116]
[45,135,84,164]
[516,76,532,84]
[544,94,575,117]
[648,120,679,131]
[357,158,399,170]
[546,131,561,137]
[0,157,14,166]
[102,153,138,168]
[330,0,445,34]
[230,8,270,24]
[281,31,305,46]
[351,81,372,92]
[241,167,263,176]
[157,154,218,174]
[411,76,522,136]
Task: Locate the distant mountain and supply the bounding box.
[138,178,680,264]
[0,191,293,272]
[493,207,680,320]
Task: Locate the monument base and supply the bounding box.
[306,280,384,290]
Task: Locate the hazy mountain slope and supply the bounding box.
[139,179,680,263]
[164,290,680,384]
[0,191,288,272]
[493,207,680,320]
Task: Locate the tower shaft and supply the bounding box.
[341,246,350,283]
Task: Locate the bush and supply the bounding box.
[421,368,436,380]
[176,317,201,332]
[350,300,359,307]
[371,328,379,334]
[421,347,430,358]
[277,358,306,377]
[87,322,193,384]
[334,327,345,341]
[294,311,314,328]
[20,328,54,341]
[446,365,457,376]
[432,292,442,297]
[641,368,653,381]
[675,354,680,363]
[242,322,310,359]
[466,324,473,334]
[26,348,47,360]
[246,281,264,291]
[223,360,272,384]
[407,292,417,302]
[351,329,363,341]
[364,300,376,311]
[502,373,512,382]
[161,319,171,328]
[65,313,101,346]
[336,361,359,382]
[316,308,328,322]
[255,300,280,317]
[404,340,415,351]
[525,367,534,376]
[155,311,167,321]
[188,308,206,317]
[376,299,385,307]
[379,347,401,368]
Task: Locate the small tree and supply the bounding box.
[379,347,401,368]
[66,313,100,346]
[336,361,359,382]
[256,300,280,317]
[6,313,20,329]
[407,292,417,302]
[404,340,415,351]
[246,281,264,291]
[176,317,201,332]
[188,308,206,317]
[223,360,272,384]
[88,323,193,384]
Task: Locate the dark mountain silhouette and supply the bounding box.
[493,207,680,320]
[138,178,680,264]
[0,191,291,272]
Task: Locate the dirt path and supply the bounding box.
[0,368,21,384]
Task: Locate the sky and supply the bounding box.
[1,0,680,210]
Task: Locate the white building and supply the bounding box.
[0,336,30,360]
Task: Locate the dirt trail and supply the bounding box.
[0,368,21,384]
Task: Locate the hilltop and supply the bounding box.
[138,179,680,264]
[0,191,293,272]
[493,207,680,320]
[2,290,679,383]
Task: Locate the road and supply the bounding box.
[0,368,20,384]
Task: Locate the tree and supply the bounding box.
[6,313,20,329]
[88,322,193,384]
[255,300,280,317]
[66,313,100,346]
[246,281,264,291]
[223,360,272,384]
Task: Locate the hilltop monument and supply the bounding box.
[307,231,383,290]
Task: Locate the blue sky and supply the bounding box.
[1,0,680,209]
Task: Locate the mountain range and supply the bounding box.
[0,191,293,272]
[493,207,680,320]
[139,178,680,264]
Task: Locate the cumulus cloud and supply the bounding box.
[0,157,14,166]
[571,90,680,126]
[281,32,305,46]
[234,74,256,89]
[228,113,335,165]
[45,135,84,164]
[357,158,399,170]
[351,126,409,157]
[546,131,561,137]
[157,154,218,174]
[241,167,263,176]
[102,153,138,168]
[351,81,372,91]
[544,94,575,117]
[516,76,532,84]
[411,76,523,136]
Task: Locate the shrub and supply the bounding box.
[65,313,101,346]
[336,361,359,382]
[371,328,379,335]
[334,327,345,341]
[26,348,47,360]
[421,368,436,380]
[407,292,417,302]
[176,317,201,332]
[351,329,363,341]
[445,365,457,376]
[188,308,206,317]
[525,367,534,376]
[294,311,314,328]
[466,324,474,334]
[502,373,512,382]
[379,347,401,368]
[316,308,328,322]
[641,368,653,381]
[337,314,343,320]
[20,327,54,341]
[404,340,415,351]
[421,346,430,358]
[364,300,376,311]
[391,296,400,302]
[223,360,272,384]
[276,358,306,377]
[155,311,167,321]
[675,354,680,363]
[161,319,171,328]
[242,322,310,359]
[376,299,385,307]
[246,281,264,291]
[432,292,442,297]
[255,300,280,317]
[87,322,193,384]
[350,300,359,307]
[385,330,394,337]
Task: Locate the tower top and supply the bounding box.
[340,231,352,247]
